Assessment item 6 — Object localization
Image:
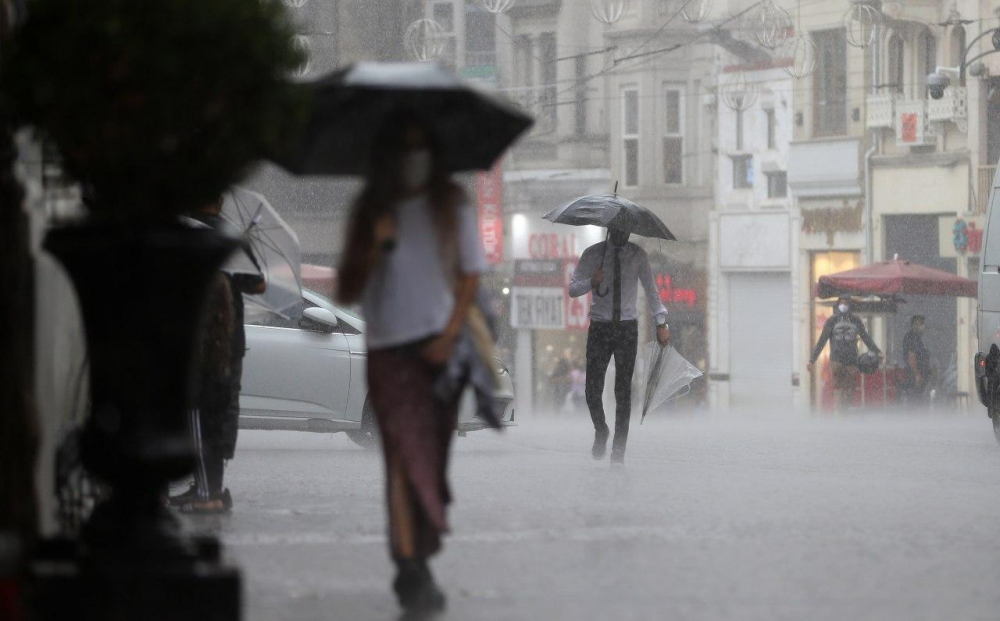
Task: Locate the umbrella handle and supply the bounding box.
[595,283,609,297]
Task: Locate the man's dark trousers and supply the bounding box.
[585,319,638,458]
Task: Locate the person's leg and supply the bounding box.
[585,322,615,458]
[610,322,639,462]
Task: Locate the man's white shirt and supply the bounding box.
[568,241,667,325]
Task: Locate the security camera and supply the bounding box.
[927,71,951,99]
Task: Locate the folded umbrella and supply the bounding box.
[276,62,533,176]
[640,343,703,423]
[221,187,302,321]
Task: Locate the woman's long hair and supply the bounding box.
[337,114,464,304]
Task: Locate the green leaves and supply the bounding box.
[1,0,310,222]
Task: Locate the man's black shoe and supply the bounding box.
[592,428,610,460]
[394,560,446,613]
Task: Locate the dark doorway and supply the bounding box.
[884,215,957,393]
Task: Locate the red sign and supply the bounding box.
[476,161,504,264]
[655,274,698,308]
[900,112,918,143]
[564,259,590,331]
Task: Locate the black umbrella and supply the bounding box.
[543,190,676,296]
[542,193,677,241]
[277,62,534,175]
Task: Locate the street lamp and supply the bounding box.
[404,18,446,62]
[590,0,628,25]
[926,27,1000,99]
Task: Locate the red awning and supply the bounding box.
[816,259,976,299]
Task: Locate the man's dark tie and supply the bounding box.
[612,246,622,323]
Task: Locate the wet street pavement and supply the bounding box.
[185,413,1000,621]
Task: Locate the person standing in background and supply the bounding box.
[901,315,932,405]
[807,297,881,411]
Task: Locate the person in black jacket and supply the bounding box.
[807,297,882,411]
[901,314,932,405]
[172,196,266,511]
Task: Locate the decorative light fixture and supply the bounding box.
[590,0,629,25]
[483,0,516,13]
[283,0,310,7]
[843,0,883,49]
[720,71,759,111]
[291,35,312,78]
[782,0,816,77]
[404,18,446,62]
[748,0,793,50]
[681,0,712,23]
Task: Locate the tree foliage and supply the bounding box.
[0,0,309,221]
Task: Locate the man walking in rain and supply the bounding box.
[808,296,881,411]
[570,227,669,464]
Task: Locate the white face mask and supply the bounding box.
[402,149,432,190]
[838,303,849,314]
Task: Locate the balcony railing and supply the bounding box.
[977,165,996,214]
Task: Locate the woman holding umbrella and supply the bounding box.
[336,114,487,613]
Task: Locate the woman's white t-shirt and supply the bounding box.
[360,194,487,350]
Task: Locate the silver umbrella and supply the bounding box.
[640,343,703,423]
[221,187,302,321]
[542,192,677,241]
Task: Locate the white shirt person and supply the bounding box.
[569,239,668,327]
[568,228,669,465]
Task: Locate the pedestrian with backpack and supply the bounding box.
[807,297,882,411]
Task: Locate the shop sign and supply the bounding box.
[511,217,603,260]
[655,274,698,308]
[476,161,504,264]
[510,286,565,329]
[940,216,984,257]
[513,259,562,287]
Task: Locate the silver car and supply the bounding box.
[239,289,515,447]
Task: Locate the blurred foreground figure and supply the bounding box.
[569,228,669,464]
[337,116,486,613]
[808,297,882,411]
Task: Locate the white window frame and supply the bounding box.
[663,84,685,185]
[622,87,640,188]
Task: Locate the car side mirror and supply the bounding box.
[300,307,339,333]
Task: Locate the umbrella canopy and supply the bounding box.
[640,343,703,423]
[816,259,976,299]
[542,194,677,241]
[277,62,533,176]
[221,187,302,320]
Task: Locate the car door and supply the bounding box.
[982,165,1000,351]
[241,299,353,421]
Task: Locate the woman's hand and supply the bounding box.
[374,215,397,252]
[423,331,458,365]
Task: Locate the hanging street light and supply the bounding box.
[782,0,815,78]
[843,0,883,49]
[720,71,759,111]
[782,33,817,77]
[405,18,446,62]
[681,0,712,24]
[590,0,629,25]
[283,0,310,7]
[483,0,516,13]
[748,0,793,50]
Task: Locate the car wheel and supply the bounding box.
[346,399,380,450]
